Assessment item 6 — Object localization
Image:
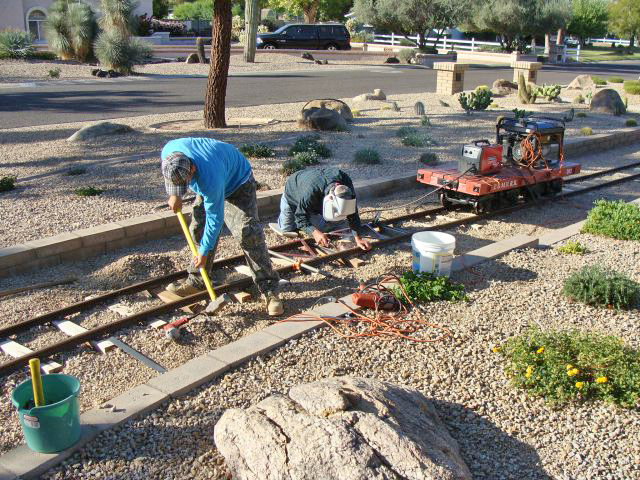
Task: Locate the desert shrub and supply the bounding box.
[398,38,415,47]
[535,84,561,101]
[95,31,152,74]
[288,135,331,158]
[32,51,58,60]
[420,115,431,127]
[580,127,593,135]
[575,112,587,118]
[556,241,588,255]
[590,75,607,86]
[351,31,374,43]
[396,126,418,138]
[48,67,61,78]
[353,148,380,165]
[418,152,438,165]
[345,18,363,34]
[626,118,638,127]
[401,132,436,147]
[458,89,492,114]
[397,271,466,304]
[624,80,640,95]
[608,76,624,83]
[573,94,585,105]
[0,29,35,59]
[497,328,640,408]
[475,85,490,92]
[66,167,87,175]
[74,186,103,196]
[380,105,391,111]
[562,265,639,309]
[239,144,275,158]
[397,48,416,63]
[282,151,320,175]
[44,0,97,62]
[582,199,640,241]
[0,176,17,192]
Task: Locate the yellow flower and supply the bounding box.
[525,365,534,378]
[566,364,573,370]
[491,346,500,353]
[575,381,584,389]
[595,377,608,384]
[536,346,545,354]
[567,368,579,377]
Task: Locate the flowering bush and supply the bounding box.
[497,329,640,408]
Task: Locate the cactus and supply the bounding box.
[391,101,400,112]
[414,101,425,116]
[517,72,537,105]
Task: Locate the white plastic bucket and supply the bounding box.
[411,231,456,277]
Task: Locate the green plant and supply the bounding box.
[475,85,490,92]
[44,0,97,62]
[576,112,587,118]
[585,91,593,104]
[94,30,152,74]
[239,144,275,158]
[562,265,639,309]
[418,152,438,165]
[351,31,374,43]
[535,84,561,102]
[580,127,593,135]
[0,175,17,192]
[420,115,431,127]
[66,167,87,176]
[498,328,640,408]
[591,75,607,86]
[489,102,499,108]
[582,199,640,241]
[282,151,320,175]
[458,89,492,114]
[48,67,61,78]
[556,241,588,255]
[396,126,418,138]
[401,133,433,147]
[608,76,624,83]
[517,72,537,105]
[353,148,381,165]
[396,271,466,304]
[288,135,331,158]
[512,108,531,119]
[398,48,416,64]
[573,94,585,105]
[74,186,103,196]
[0,29,35,59]
[624,80,640,95]
[626,118,638,127]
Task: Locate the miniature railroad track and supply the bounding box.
[2,161,640,376]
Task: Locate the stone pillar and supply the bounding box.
[512,61,542,84]
[433,62,468,95]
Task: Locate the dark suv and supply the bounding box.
[256,23,351,51]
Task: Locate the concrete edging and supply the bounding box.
[1,127,638,279]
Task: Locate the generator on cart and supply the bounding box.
[417,116,581,213]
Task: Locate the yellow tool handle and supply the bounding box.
[28,358,45,407]
[176,211,217,302]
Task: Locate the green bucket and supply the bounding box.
[11,374,81,453]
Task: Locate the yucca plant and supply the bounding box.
[0,29,35,59]
[44,0,97,62]
[98,0,138,35]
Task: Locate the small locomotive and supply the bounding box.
[417,116,581,213]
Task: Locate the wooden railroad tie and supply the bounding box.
[0,340,62,373]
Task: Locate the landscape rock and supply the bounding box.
[298,107,347,131]
[67,121,133,142]
[353,88,387,102]
[303,99,353,121]
[185,53,199,64]
[567,74,596,90]
[385,56,400,64]
[590,88,626,115]
[214,376,472,480]
[301,52,314,61]
[492,79,518,96]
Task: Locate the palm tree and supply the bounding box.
[204,0,232,128]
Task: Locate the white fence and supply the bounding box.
[372,33,581,61]
[588,37,630,46]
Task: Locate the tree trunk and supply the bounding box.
[556,28,564,45]
[204,0,232,128]
[243,0,259,62]
[303,1,318,23]
[630,35,635,48]
[544,33,550,55]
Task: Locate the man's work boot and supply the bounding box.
[166,279,203,297]
[264,292,284,316]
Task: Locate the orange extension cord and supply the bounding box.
[279,274,452,343]
[518,132,565,169]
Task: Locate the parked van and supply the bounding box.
[257,23,351,50]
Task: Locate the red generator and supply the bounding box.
[417,116,581,213]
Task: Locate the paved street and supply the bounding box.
[1,61,639,129]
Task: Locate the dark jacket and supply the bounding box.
[283,167,363,235]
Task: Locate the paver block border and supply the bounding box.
[145,354,230,397]
[208,330,287,367]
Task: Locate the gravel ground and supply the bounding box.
[0,176,638,460]
[1,84,639,246]
[35,229,640,480]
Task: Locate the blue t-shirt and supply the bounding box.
[161,138,252,256]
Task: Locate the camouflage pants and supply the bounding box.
[187,175,280,295]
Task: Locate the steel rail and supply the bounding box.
[1,165,639,375]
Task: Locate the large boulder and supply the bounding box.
[185,53,199,63]
[298,107,348,131]
[590,88,626,115]
[214,376,472,480]
[492,78,518,96]
[567,74,596,90]
[67,121,133,142]
[303,99,353,121]
[353,88,387,102]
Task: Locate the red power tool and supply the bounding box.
[352,287,400,311]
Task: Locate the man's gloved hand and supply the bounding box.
[168,195,182,213]
[312,229,330,247]
[354,235,371,251]
[193,253,207,269]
